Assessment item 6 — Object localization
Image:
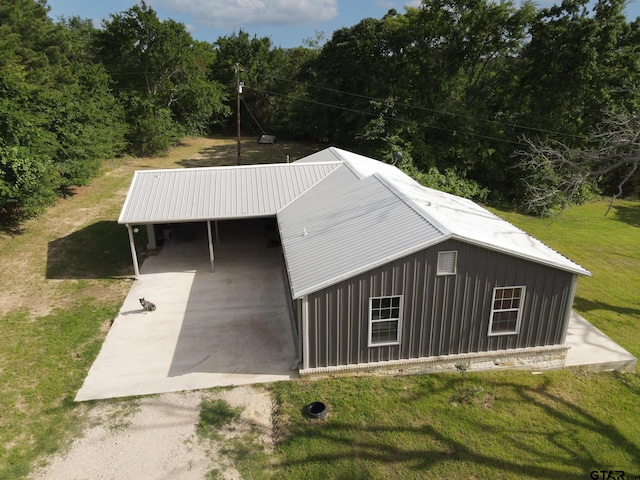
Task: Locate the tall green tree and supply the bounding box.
[210,30,288,136]
[515,0,639,137]
[1,0,127,221]
[511,0,640,207]
[299,10,415,145]
[0,45,57,219]
[95,1,229,155]
[299,1,534,199]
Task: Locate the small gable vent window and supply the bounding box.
[437,251,458,276]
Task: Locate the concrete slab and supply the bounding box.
[76,220,298,401]
[77,218,635,401]
[564,311,637,372]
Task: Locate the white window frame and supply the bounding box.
[488,286,525,336]
[368,295,403,347]
[437,250,458,276]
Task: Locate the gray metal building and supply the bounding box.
[293,239,577,372]
[118,147,590,375]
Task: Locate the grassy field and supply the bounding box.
[0,138,638,479]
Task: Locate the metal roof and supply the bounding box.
[284,148,590,297]
[118,147,590,297]
[277,164,446,299]
[118,162,340,224]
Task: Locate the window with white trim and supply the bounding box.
[437,251,458,275]
[369,295,402,346]
[488,286,525,336]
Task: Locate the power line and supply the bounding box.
[240,95,291,160]
[249,85,525,146]
[100,67,583,143]
[261,74,584,140]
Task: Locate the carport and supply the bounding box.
[76,219,298,401]
[117,162,340,278]
[75,162,341,401]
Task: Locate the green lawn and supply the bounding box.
[270,371,640,479]
[0,138,638,479]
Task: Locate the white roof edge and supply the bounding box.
[324,146,345,162]
[454,235,591,277]
[361,163,589,278]
[289,236,450,299]
[117,171,141,224]
[290,232,590,299]
[132,160,342,175]
[118,213,277,225]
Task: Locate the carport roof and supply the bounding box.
[118,161,340,224]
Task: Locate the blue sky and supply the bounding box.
[47,0,640,49]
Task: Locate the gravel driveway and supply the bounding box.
[30,385,274,480]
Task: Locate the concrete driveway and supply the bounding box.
[76,220,298,401]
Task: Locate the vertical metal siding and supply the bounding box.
[304,239,575,370]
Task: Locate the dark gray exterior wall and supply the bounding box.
[297,239,577,370]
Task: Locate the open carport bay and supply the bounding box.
[75,220,298,402]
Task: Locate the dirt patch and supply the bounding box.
[29,385,274,480]
[0,137,239,318]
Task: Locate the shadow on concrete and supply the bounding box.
[46,220,140,279]
[75,218,297,401]
[166,219,298,379]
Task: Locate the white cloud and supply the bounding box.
[152,0,338,27]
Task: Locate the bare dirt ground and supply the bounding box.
[28,386,275,480]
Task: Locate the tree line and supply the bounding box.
[1,0,639,225]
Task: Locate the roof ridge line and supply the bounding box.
[373,172,453,237]
[276,162,344,215]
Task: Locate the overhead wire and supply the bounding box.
[240,95,292,159]
[101,67,582,145]
[260,74,584,140]
[247,85,525,146]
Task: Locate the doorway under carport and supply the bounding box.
[75,218,298,401]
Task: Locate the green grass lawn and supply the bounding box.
[270,371,640,479]
[493,200,640,361]
[0,138,638,479]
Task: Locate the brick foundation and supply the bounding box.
[299,345,569,378]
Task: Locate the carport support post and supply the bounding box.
[126,224,140,279]
[206,220,215,272]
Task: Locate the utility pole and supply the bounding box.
[236,63,242,165]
